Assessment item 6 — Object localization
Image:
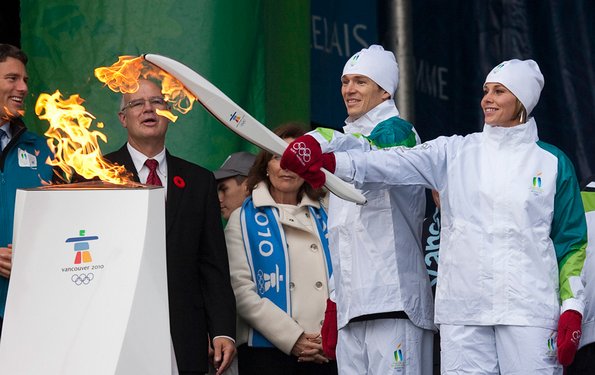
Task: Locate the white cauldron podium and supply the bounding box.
[0,184,171,374]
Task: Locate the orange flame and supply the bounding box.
[33,55,195,186]
[94,55,196,119]
[1,107,25,121]
[35,90,133,184]
[94,55,144,94]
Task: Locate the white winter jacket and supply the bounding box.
[309,100,436,331]
[335,118,587,329]
[580,177,594,348]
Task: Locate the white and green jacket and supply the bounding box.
[580,177,594,348]
[309,100,436,332]
[334,117,587,329]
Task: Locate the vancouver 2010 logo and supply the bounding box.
[62,229,103,286]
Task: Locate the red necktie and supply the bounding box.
[144,159,162,186]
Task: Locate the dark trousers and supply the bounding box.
[566,342,595,375]
[238,344,337,375]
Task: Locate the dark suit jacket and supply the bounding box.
[105,145,236,373]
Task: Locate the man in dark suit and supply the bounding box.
[105,78,236,375]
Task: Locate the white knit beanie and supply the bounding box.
[484,59,544,115]
[342,45,399,98]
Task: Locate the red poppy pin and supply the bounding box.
[173,176,186,188]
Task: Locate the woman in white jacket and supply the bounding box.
[225,124,337,375]
[282,59,588,374]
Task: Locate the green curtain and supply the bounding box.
[20,0,309,170]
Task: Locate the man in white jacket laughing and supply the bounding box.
[282,45,436,375]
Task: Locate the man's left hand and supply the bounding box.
[211,337,236,374]
[557,309,582,366]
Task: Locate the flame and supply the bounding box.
[32,55,195,186]
[94,55,144,94]
[94,55,196,119]
[2,106,25,121]
[35,90,133,184]
[158,73,196,114]
[156,108,178,122]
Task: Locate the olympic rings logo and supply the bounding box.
[292,142,311,163]
[256,270,266,294]
[71,273,94,286]
[571,330,582,345]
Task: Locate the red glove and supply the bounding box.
[281,135,322,174]
[321,298,338,360]
[557,309,582,366]
[281,135,332,189]
[295,152,336,189]
[321,153,336,174]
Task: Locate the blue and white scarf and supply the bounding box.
[240,197,331,347]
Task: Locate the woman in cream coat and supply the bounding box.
[224,124,336,375]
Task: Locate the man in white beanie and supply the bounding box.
[281,45,436,374]
[286,58,587,373]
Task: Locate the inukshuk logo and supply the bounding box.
[229,111,242,124]
[63,230,100,286]
[257,266,283,294]
[66,229,99,264]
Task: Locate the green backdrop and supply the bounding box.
[20,0,309,171]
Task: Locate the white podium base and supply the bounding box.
[0,186,171,375]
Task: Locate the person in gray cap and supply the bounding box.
[209,150,255,374]
[215,151,256,220]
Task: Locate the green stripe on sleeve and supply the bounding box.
[558,244,587,300]
[315,127,337,143]
[581,190,595,213]
[366,116,417,149]
[537,141,587,301]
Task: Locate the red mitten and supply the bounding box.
[281,135,329,188]
[321,298,338,360]
[321,153,336,174]
[281,135,323,175]
[557,309,582,366]
[300,169,327,189]
[297,153,335,189]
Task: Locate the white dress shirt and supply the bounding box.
[126,143,167,197]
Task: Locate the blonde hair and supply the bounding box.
[515,99,527,124]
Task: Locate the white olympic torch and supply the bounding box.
[143,54,366,205]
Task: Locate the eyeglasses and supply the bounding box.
[121,97,168,111]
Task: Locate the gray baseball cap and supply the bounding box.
[214,151,256,181]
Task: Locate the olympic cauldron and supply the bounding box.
[0,57,191,374]
[0,181,171,375]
